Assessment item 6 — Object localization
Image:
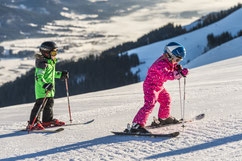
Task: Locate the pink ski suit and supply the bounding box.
[133,54,185,126]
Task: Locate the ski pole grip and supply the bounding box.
[178,70,186,78]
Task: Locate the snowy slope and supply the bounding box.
[128,8,242,80]
[1,4,242,86]
[186,36,242,68]
[0,47,242,160]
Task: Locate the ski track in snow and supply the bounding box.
[0,7,242,161]
[1,116,241,161]
[0,55,242,160]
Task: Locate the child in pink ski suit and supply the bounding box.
[132,42,188,130]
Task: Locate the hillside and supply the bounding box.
[127,8,242,80]
[0,3,241,86]
[0,6,241,109]
[0,0,152,42]
[0,2,242,160]
[186,36,242,68]
[0,43,241,160]
[0,1,64,41]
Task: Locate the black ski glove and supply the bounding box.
[43,83,53,91]
[175,64,186,77]
[175,64,183,71]
[61,70,69,79]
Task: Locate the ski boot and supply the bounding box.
[42,119,65,128]
[151,116,180,127]
[164,116,180,124]
[124,123,150,134]
[27,121,45,130]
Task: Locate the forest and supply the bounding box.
[0,4,241,108]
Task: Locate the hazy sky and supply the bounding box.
[92,0,242,41]
[1,0,241,55]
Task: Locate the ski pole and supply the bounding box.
[65,78,72,123]
[178,79,183,121]
[28,90,49,133]
[181,77,187,128]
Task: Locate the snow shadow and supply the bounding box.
[144,133,242,160]
[2,135,169,161]
[0,130,56,139]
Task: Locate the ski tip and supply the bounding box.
[195,113,205,120]
[84,119,94,124]
[111,131,122,135]
[56,128,64,132]
[171,132,180,137]
[199,113,205,117]
[111,131,115,134]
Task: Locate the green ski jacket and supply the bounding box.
[35,53,62,99]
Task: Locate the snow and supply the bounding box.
[0,1,241,86]
[0,3,242,160]
[128,8,242,81]
[0,44,242,160]
[0,58,34,85]
[186,36,242,68]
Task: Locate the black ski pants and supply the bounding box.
[29,97,54,124]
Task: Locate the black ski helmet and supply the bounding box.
[39,41,58,59]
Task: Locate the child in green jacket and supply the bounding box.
[28,41,69,130]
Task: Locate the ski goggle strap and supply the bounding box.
[50,48,58,56]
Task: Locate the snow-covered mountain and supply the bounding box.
[1,4,242,160]
[186,36,242,68]
[127,8,242,80]
[0,2,241,86]
[0,39,242,160]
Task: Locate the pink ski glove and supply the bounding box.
[174,68,188,79]
[181,68,188,76]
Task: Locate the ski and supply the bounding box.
[64,119,94,127]
[112,131,179,137]
[19,119,94,132]
[146,113,205,129]
[20,127,64,133]
[39,119,95,129]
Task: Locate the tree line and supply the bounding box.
[101,23,186,56]
[0,3,241,108]
[101,3,241,57]
[190,3,241,31]
[205,30,242,52]
[0,49,35,58]
[0,53,140,107]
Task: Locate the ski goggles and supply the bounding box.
[50,48,58,56]
[170,54,182,63]
[174,55,183,62]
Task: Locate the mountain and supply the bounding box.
[0,6,241,108]
[0,0,167,42]
[0,1,64,41]
[127,8,242,80]
[0,3,241,86]
[0,45,241,160]
[186,36,242,68]
[0,3,242,160]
